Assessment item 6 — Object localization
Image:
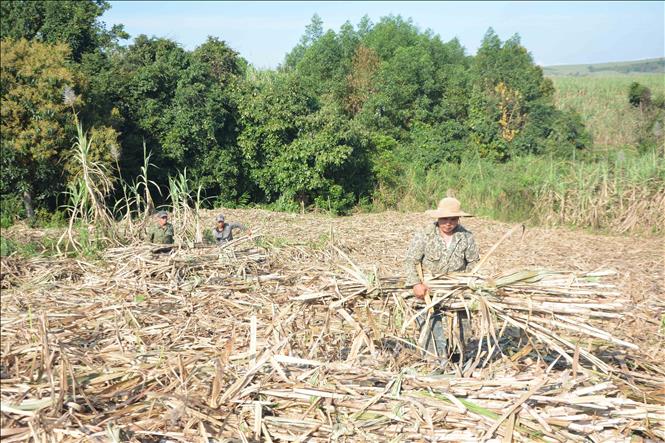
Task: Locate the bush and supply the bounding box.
[268,194,302,213]
[313,184,355,215]
[203,228,215,244]
[653,93,665,110]
[628,82,651,108]
[35,208,67,228]
[0,195,24,228]
[0,237,42,257]
[0,236,17,256]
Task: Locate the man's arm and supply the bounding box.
[231,222,252,237]
[464,234,480,272]
[230,222,245,231]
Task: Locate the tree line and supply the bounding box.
[1,0,591,219]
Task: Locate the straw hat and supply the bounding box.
[425,197,472,218]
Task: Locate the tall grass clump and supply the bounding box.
[167,169,206,244]
[536,149,665,233]
[374,149,664,235]
[58,117,117,252]
[113,142,161,242]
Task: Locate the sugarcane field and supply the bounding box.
[1,205,663,442]
[2,1,665,442]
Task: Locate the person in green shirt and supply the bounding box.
[147,210,174,244]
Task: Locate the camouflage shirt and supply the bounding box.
[404,223,480,287]
[147,223,174,244]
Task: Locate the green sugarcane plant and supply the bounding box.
[58,114,117,253]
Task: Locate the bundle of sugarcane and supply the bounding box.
[297,263,634,374]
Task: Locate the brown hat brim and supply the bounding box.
[425,209,473,218]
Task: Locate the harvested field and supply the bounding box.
[1,209,664,442]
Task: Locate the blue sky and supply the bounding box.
[103,1,664,69]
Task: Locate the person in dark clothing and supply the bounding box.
[211,214,250,245]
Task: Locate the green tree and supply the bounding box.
[0,0,127,61]
[363,15,421,60]
[163,37,246,201]
[347,20,468,176]
[237,73,317,202]
[467,29,586,159]
[91,36,246,202]
[1,39,78,218]
[283,14,325,70]
[100,36,191,187]
[237,74,370,212]
[294,30,345,96]
[361,44,436,135]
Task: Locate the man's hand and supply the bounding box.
[412,283,430,299]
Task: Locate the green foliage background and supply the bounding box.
[1,1,663,229]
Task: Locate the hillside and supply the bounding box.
[549,74,664,149]
[544,57,665,76]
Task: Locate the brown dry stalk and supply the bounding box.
[1,212,663,441]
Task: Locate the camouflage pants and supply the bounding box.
[416,311,448,357]
[417,310,471,359]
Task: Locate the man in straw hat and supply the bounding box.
[404,197,479,360]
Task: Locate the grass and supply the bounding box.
[1,196,24,228]
[307,232,333,250]
[373,149,664,235]
[0,236,17,256]
[550,74,665,149]
[1,236,51,258]
[1,221,106,259]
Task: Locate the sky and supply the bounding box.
[103,1,665,69]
